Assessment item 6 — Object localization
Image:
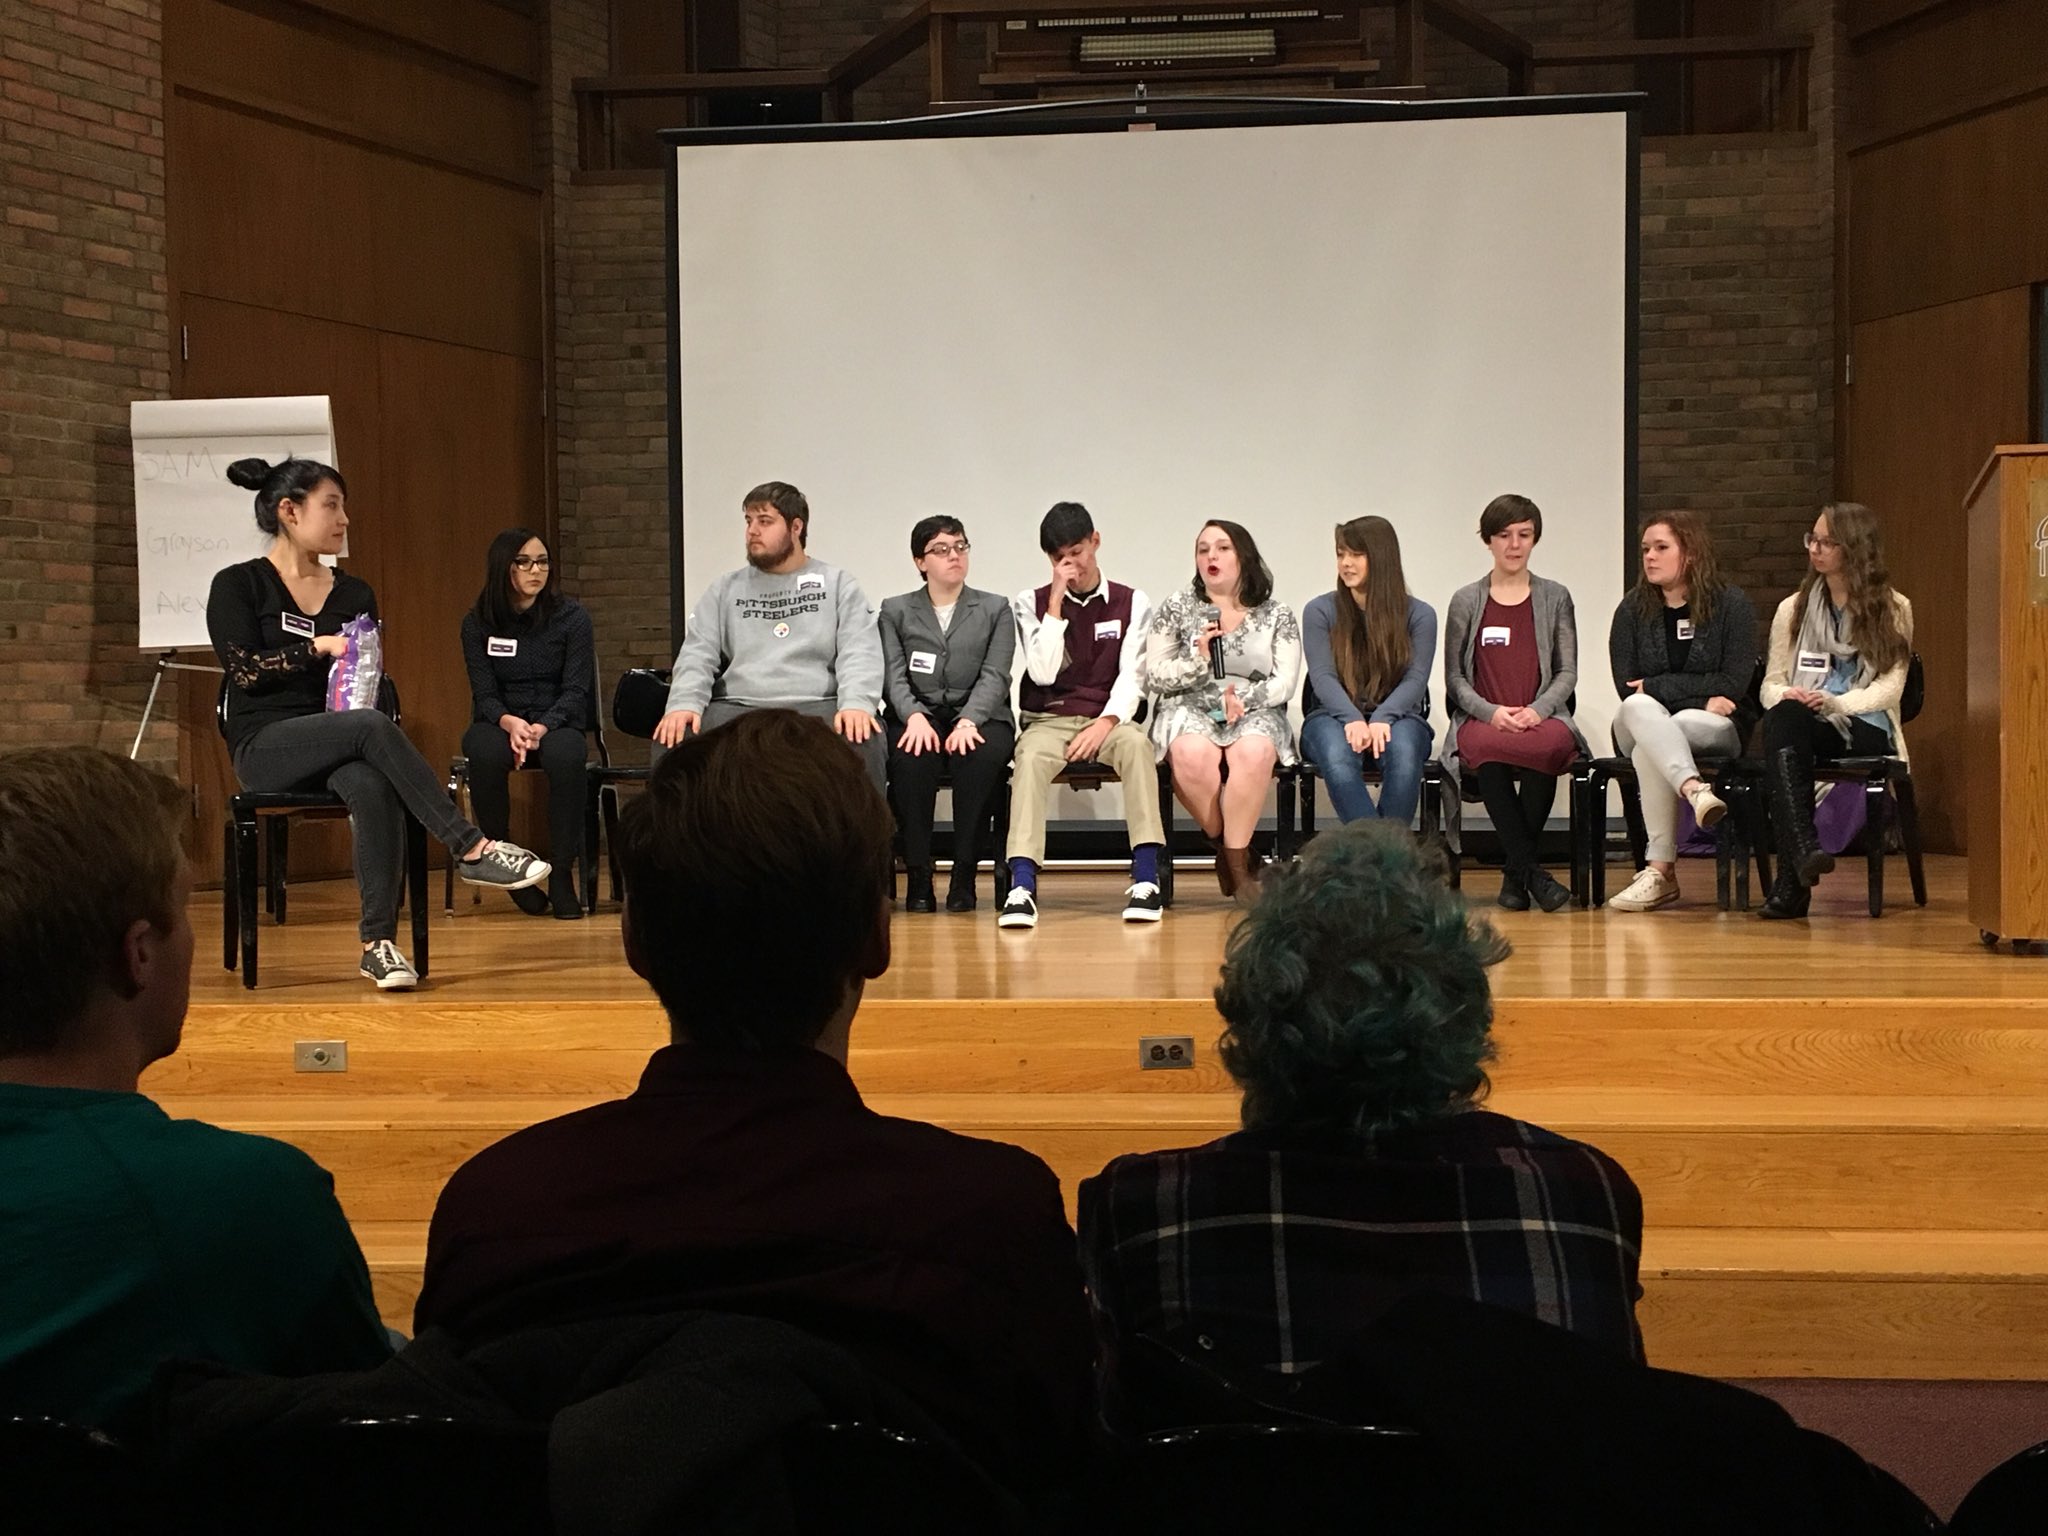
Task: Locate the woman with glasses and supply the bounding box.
[459,528,595,917]
[1142,520,1301,895]
[1755,504,1913,919]
[878,517,1016,913]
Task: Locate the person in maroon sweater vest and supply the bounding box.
[415,710,1093,1490]
[1000,502,1166,929]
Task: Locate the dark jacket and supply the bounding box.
[459,597,595,732]
[415,1044,1091,1489]
[1607,583,1761,738]
[877,585,1016,730]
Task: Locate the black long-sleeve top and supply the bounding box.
[459,597,595,732]
[206,557,379,754]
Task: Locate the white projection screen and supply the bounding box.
[668,98,1636,832]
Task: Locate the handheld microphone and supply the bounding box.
[1201,605,1226,681]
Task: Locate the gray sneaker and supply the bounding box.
[458,840,551,892]
[359,939,418,991]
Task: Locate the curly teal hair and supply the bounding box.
[1216,823,1509,1136]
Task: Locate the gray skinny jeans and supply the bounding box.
[1609,691,1740,864]
[235,709,482,943]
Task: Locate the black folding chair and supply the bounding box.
[445,655,609,914]
[218,677,428,989]
[583,666,667,911]
[1,1417,145,1536]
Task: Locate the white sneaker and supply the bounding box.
[359,939,419,990]
[1607,867,1679,912]
[1687,783,1728,831]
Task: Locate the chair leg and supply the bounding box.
[407,814,430,977]
[1893,772,1928,906]
[1865,778,1889,917]
[1568,766,1591,907]
[992,777,1012,900]
[1156,765,1175,908]
[236,814,262,990]
[222,818,239,971]
[1300,777,1317,847]
[1715,821,1733,911]
[584,777,605,914]
[1619,778,1648,874]
[264,816,287,923]
[1275,771,1297,863]
[603,785,625,903]
[1587,771,1611,907]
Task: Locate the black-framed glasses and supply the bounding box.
[512,556,552,571]
[1801,533,1838,553]
[922,540,970,558]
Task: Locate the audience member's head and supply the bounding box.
[0,748,192,1083]
[617,709,892,1052]
[1216,822,1508,1135]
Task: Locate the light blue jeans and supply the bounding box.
[1299,711,1433,826]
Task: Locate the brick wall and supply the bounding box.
[0,0,170,760]
[547,0,675,695]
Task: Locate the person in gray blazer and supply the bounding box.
[1442,495,1589,913]
[879,516,1018,913]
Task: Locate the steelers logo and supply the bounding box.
[773,622,790,638]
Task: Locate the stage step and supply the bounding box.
[350,1220,2048,1380]
[171,1090,2048,1234]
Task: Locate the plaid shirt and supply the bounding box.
[1078,1110,1645,1382]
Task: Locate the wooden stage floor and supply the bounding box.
[162,854,2048,1383]
[186,854,2048,1005]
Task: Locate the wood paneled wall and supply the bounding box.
[1842,0,2048,852]
[165,0,548,881]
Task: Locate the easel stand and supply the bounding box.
[131,650,222,759]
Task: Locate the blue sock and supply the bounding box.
[1008,858,1038,893]
[1131,843,1161,885]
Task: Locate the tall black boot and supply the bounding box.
[1769,744,1835,888]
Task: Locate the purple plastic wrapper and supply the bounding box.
[325,613,385,713]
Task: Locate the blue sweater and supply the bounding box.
[1302,591,1437,725]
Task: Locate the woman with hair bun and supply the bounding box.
[206,457,549,988]
[460,528,594,918]
[1754,503,1913,920]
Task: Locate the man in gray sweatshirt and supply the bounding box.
[655,482,887,793]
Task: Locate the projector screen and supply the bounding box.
[668,98,1635,830]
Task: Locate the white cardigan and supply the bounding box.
[1760,589,1914,763]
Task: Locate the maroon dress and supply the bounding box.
[1456,594,1577,774]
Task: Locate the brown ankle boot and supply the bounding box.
[1221,845,1254,895]
[1208,833,1235,896]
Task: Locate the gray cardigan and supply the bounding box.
[877,585,1016,731]
[1607,583,1761,739]
[1440,574,1589,850]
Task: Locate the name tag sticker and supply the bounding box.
[487,636,517,657]
[908,650,938,675]
[1795,649,1830,687]
[1094,619,1122,641]
[797,574,825,591]
[1480,625,1511,647]
[1674,619,1696,641]
[280,612,315,638]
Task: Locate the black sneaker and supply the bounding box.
[998,887,1038,929]
[458,840,551,892]
[1497,869,1530,911]
[359,939,418,991]
[1121,881,1164,922]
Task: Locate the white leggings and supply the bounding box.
[1610,692,1740,863]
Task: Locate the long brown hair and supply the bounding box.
[1627,509,1725,628]
[1330,516,1411,707]
[1789,502,1907,673]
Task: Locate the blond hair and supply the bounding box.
[0,748,185,1053]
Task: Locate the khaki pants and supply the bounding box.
[1005,712,1165,866]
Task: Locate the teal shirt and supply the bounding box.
[0,1084,392,1427]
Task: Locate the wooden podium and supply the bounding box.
[1966,444,2048,948]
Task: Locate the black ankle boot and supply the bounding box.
[1526,867,1572,913]
[1496,868,1530,910]
[945,865,978,913]
[905,867,937,913]
[550,875,584,920]
[510,884,551,916]
[1768,745,1836,888]
[1758,861,1811,920]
